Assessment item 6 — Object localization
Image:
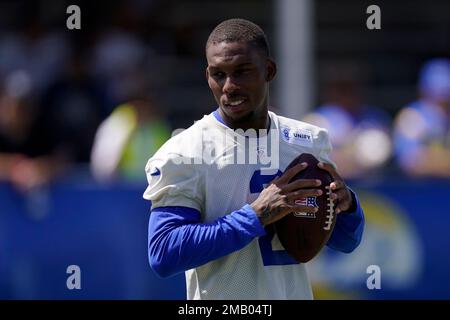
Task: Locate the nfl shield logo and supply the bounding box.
[293,197,318,218]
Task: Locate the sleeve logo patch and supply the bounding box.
[281,127,313,147]
[150,167,161,176]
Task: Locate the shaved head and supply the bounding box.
[206,18,270,58]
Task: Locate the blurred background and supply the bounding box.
[0,0,449,299]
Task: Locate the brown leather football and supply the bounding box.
[274,153,336,263]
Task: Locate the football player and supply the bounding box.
[143,18,365,300]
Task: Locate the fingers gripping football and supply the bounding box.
[317,162,353,214]
[273,153,338,263]
[251,163,322,226]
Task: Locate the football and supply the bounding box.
[274,153,336,263]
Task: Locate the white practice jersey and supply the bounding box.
[143,111,334,300]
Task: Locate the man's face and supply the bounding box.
[206,41,276,126]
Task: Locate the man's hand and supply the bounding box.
[317,162,354,214]
[251,162,323,226]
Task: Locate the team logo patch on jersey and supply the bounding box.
[293,197,317,218]
[150,167,161,176]
[281,127,313,147]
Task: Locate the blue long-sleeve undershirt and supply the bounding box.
[148,192,364,278]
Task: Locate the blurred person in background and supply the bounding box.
[38,50,106,162]
[303,63,392,179]
[0,76,54,190]
[89,8,150,112]
[0,19,70,97]
[0,77,68,192]
[91,92,171,183]
[393,58,450,178]
[0,49,105,192]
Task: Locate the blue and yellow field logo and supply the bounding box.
[308,191,424,299]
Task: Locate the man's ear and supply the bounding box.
[205,67,212,89]
[266,59,277,82]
